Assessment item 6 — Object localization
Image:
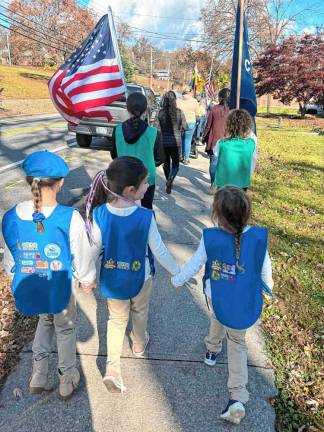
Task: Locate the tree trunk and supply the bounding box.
[299,102,306,118]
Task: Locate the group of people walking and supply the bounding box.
[1,87,272,426]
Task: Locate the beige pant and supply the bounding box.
[205,298,249,403]
[32,294,77,374]
[107,278,153,376]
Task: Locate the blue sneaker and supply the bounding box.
[204,350,219,366]
[220,399,245,424]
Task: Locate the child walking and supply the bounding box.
[212,109,257,190]
[2,151,95,400]
[85,156,180,393]
[171,186,273,424]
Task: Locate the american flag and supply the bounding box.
[48,14,126,124]
[205,75,216,101]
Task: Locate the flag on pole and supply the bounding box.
[205,75,216,101]
[229,1,257,119]
[48,14,126,125]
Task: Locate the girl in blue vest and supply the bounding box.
[212,109,257,191]
[172,186,273,425]
[85,156,180,393]
[2,150,95,400]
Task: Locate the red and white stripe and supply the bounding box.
[205,76,216,101]
[48,58,125,125]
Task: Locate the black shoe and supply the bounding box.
[166,184,172,194]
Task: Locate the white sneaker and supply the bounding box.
[220,400,246,425]
[103,374,126,393]
[132,332,150,358]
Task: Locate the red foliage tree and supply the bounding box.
[8,0,95,66]
[254,33,324,115]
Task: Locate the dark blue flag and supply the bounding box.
[230,2,257,120]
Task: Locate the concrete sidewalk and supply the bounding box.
[0,148,277,432]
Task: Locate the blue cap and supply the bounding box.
[22,150,69,178]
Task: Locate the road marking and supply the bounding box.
[0,142,77,174]
[0,121,66,137]
[5,179,24,189]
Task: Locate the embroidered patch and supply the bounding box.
[36,261,49,270]
[50,260,62,271]
[21,267,35,274]
[211,270,220,280]
[22,252,36,260]
[38,273,48,279]
[22,242,38,251]
[222,263,236,275]
[20,260,34,266]
[211,260,221,271]
[104,259,116,270]
[117,261,130,270]
[132,260,141,272]
[44,243,61,259]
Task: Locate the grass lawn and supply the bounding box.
[253,116,324,431]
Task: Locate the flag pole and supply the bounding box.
[208,54,214,83]
[108,6,127,95]
[236,0,245,109]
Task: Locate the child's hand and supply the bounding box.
[81,281,96,294]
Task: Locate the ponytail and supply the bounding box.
[234,226,244,273]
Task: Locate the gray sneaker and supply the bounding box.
[58,368,80,400]
[29,358,52,394]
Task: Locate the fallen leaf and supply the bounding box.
[13,387,22,398]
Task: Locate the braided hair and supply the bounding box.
[126,92,148,130]
[26,177,62,233]
[212,186,251,272]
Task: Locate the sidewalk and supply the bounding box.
[0,148,277,432]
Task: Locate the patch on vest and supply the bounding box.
[22,242,38,251]
[117,261,130,270]
[104,259,117,270]
[21,267,35,274]
[210,260,236,282]
[131,261,141,272]
[50,260,63,271]
[36,261,49,270]
[44,243,61,259]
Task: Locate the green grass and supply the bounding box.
[258,106,299,115]
[253,117,324,431]
[0,65,52,99]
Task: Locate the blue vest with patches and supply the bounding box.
[2,205,73,316]
[94,205,152,300]
[203,226,268,330]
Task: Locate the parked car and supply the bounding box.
[68,83,153,148]
[303,104,324,116]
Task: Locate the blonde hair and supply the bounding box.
[212,186,251,271]
[225,109,253,139]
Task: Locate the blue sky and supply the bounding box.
[86,0,323,50]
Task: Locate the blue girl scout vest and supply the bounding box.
[2,205,74,316]
[94,205,152,300]
[203,226,268,330]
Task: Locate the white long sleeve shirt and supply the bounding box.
[3,200,96,284]
[171,226,273,297]
[213,131,258,175]
[90,203,180,279]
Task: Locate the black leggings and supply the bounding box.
[163,146,180,181]
[141,184,155,209]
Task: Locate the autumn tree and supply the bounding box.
[254,33,324,115]
[8,0,95,66]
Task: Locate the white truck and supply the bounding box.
[68,83,155,149]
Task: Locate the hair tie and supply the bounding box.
[32,212,45,233]
[33,177,41,183]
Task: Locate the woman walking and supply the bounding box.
[157,91,188,194]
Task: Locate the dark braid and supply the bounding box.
[212,186,251,272]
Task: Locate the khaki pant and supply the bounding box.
[205,298,249,403]
[32,294,77,374]
[107,278,152,376]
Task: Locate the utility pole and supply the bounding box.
[166,59,171,91]
[150,47,153,89]
[6,33,12,66]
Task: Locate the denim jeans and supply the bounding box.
[182,122,196,160]
[196,116,206,139]
[209,154,217,184]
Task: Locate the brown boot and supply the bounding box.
[58,368,80,400]
[29,358,52,394]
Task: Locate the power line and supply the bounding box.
[118,12,198,21]
[0,22,70,54]
[0,12,76,50]
[0,4,81,46]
